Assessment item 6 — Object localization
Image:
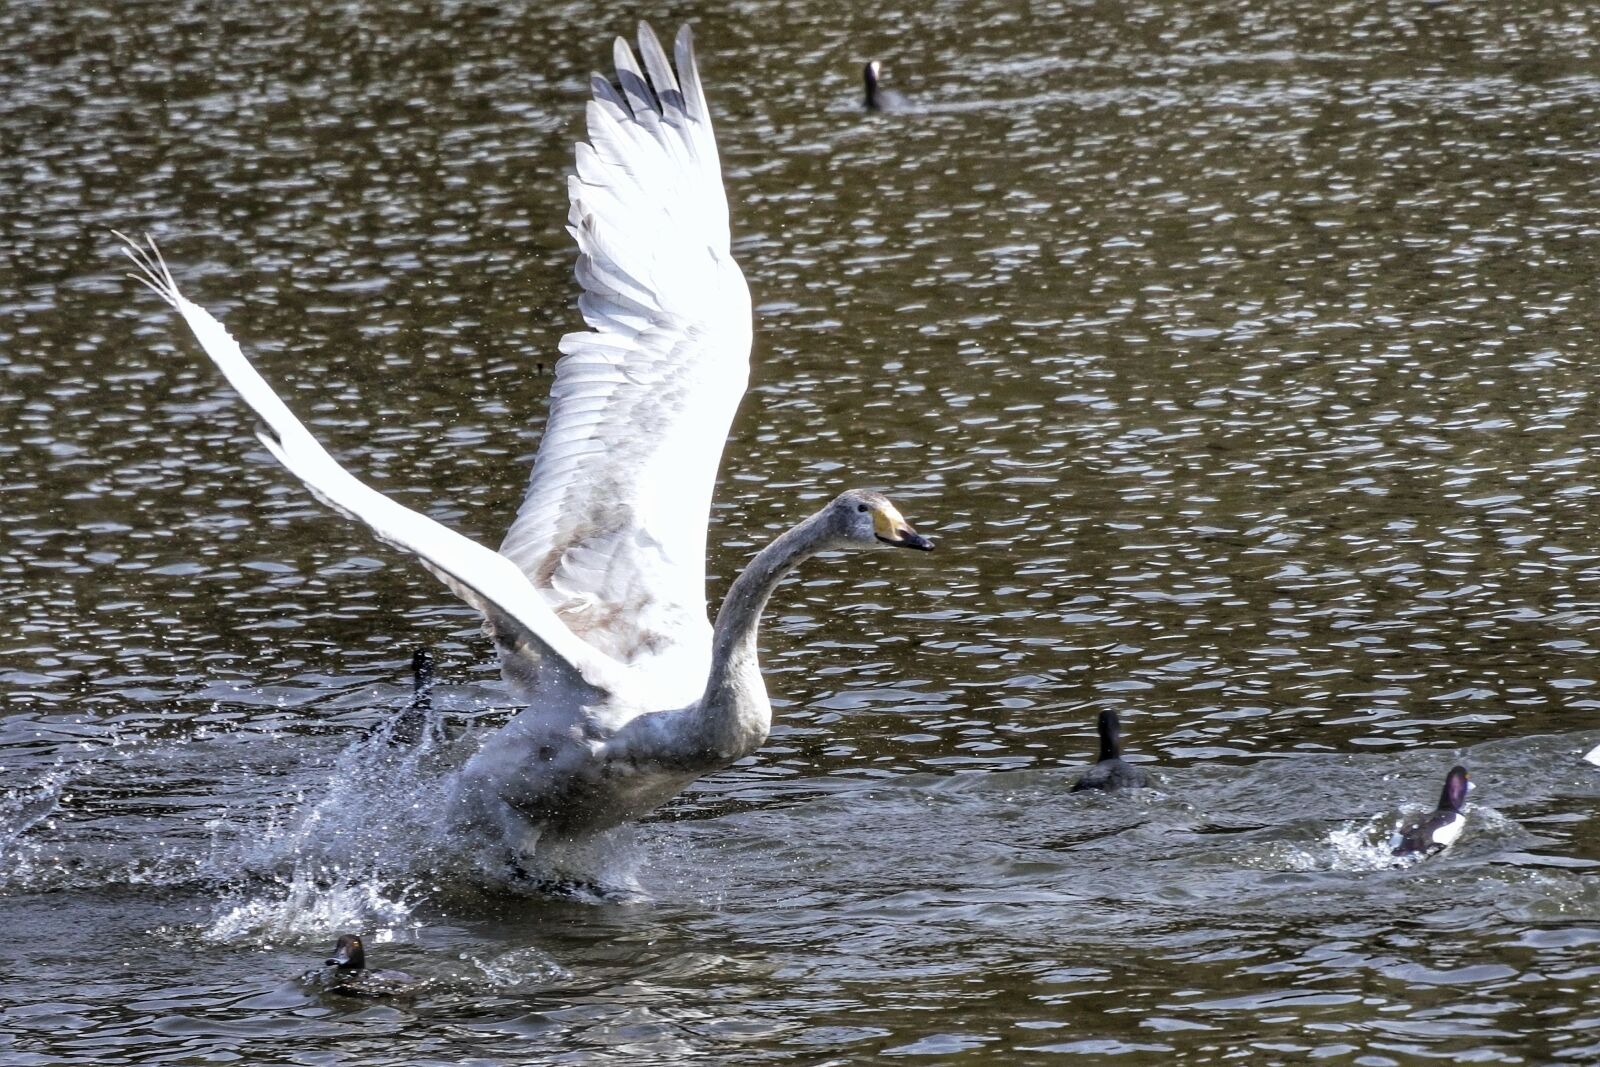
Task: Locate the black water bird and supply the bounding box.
[386,646,443,747]
[863,60,908,112]
[321,934,421,997]
[1071,709,1152,792]
[1390,765,1471,857]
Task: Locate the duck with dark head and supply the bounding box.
[1390,765,1471,858]
[320,934,422,997]
[863,60,909,112]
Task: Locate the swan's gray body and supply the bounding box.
[453,491,930,847]
[122,25,933,865]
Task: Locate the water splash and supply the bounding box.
[0,693,656,915]
[1265,805,1506,874]
[0,767,70,854]
[1265,814,1416,873]
[241,728,472,879]
[203,861,422,946]
[0,768,72,884]
[465,946,571,989]
[201,702,655,919]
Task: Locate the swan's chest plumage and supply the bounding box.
[451,674,759,845]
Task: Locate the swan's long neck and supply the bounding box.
[695,510,834,759]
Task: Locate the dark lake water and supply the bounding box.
[4,0,1600,1062]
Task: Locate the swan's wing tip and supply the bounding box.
[636,22,679,101]
[674,23,694,50]
[670,24,706,122]
[114,230,183,310]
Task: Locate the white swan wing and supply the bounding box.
[120,236,625,698]
[498,24,752,700]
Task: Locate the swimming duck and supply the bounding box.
[863,60,909,112]
[321,934,421,997]
[1070,709,1152,792]
[1390,765,1471,857]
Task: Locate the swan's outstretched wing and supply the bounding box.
[498,24,752,701]
[119,235,625,699]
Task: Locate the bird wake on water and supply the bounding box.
[120,24,933,891]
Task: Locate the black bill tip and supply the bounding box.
[879,529,934,551]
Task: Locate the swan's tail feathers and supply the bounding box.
[119,233,627,698]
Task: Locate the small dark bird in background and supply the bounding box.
[386,646,443,747]
[1071,709,1153,792]
[863,60,909,112]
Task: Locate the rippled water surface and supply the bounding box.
[5,0,1600,1062]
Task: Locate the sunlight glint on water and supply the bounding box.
[2,0,1600,1062]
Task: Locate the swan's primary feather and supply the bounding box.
[498,24,752,707]
[116,234,626,699]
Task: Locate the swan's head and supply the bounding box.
[827,490,933,551]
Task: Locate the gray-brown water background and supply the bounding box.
[4,0,1600,1062]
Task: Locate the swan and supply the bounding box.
[119,24,933,868]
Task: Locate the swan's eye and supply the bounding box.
[856,504,869,513]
